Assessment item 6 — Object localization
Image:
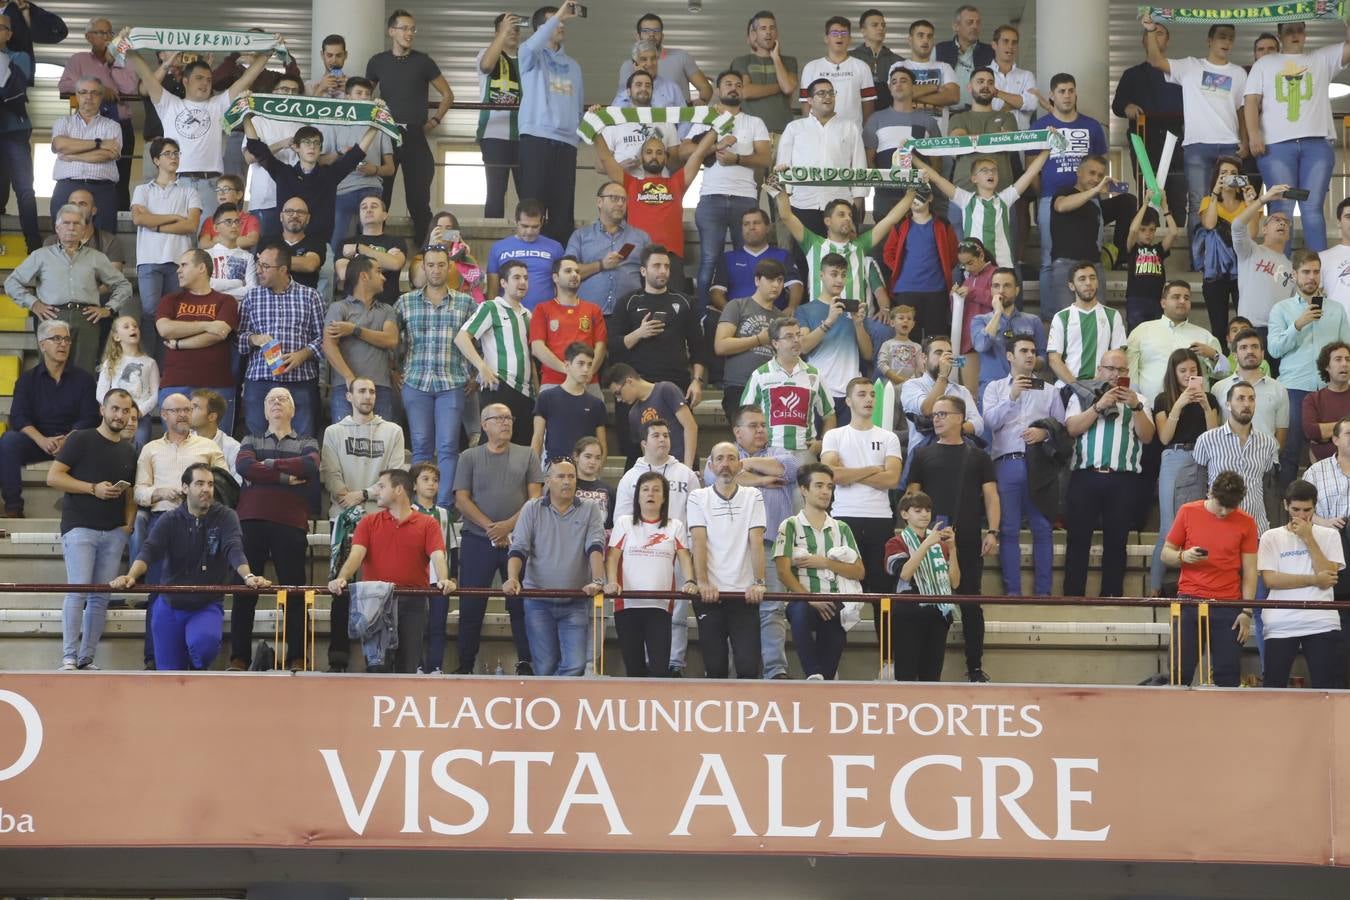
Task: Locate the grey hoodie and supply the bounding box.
[320,414,407,517]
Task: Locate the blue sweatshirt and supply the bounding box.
[138,503,248,610]
[518,15,584,146]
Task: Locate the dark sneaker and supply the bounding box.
[667,667,683,678]
[967,668,991,683]
[2,505,24,518]
[771,673,790,680]
[226,658,248,672]
[76,658,99,670]
[143,661,156,671]
[452,665,474,675]
[515,660,534,676]
[328,663,348,674]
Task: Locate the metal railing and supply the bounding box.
[4,583,1343,685]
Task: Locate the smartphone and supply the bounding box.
[445,229,462,244]
[1115,376,1131,389]
[952,356,966,369]
[1312,295,1325,310]
[1284,188,1310,201]
[1187,375,1204,390]
[839,298,860,314]
[179,52,198,65]
[111,481,131,492]
[650,309,672,324]
[1192,547,1209,558]
[617,242,636,259]
[1026,377,1046,390]
[569,1,588,16]
[934,516,950,532]
[328,67,343,78]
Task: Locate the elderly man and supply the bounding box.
[131,391,225,667]
[58,18,141,208]
[0,319,98,517]
[237,241,325,439]
[231,387,320,672]
[937,4,995,113]
[112,463,271,672]
[503,458,606,677]
[49,76,120,231]
[328,468,456,673]
[617,12,712,102]
[41,188,124,274]
[5,203,131,372]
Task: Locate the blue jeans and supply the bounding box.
[1150,446,1196,592]
[159,385,236,435]
[996,455,1053,595]
[61,526,129,663]
[330,382,396,424]
[402,384,464,507]
[0,131,40,250]
[524,597,591,676]
[137,261,179,360]
[694,193,759,311]
[786,599,846,678]
[150,597,224,671]
[330,187,382,257]
[760,549,788,677]
[1283,388,1309,488]
[456,530,530,671]
[1257,138,1335,252]
[1183,142,1237,239]
[242,378,319,439]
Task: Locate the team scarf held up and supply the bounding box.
[113,27,292,66]
[222,93,403,146]
[776,128,1067,187]
[1139,1,1344,25]
[577,105,735,144]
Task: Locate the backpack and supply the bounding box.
[211,466,240,509]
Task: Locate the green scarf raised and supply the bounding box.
[1139,2,1344,25]
[903,128,1068,157]
[114,26,291,66]
[577,105,734,144]
[222,93,402,145]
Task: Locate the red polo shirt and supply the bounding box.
[352,508,446,589]
[528,298,608,384]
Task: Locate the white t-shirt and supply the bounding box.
[246,117,299,211]
[1320,243,1350,316]
[599,121,679,174]
[1165,57,1246,146]
[153,91,233,174]
[609,515,688,611]
[1258,523,1345,639]
[1244,44,1347,143]
[685,111,770,199]
[686,484,767,590]
[821,424,902,518]
[800,56,876,126]
[614,458,700,523]
[131,180,201,265]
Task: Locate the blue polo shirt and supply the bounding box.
[487,234,565,310]
[710,246,802,309]
[564,219,651,315]
[969,310,1048,392]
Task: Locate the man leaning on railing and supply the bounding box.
[110,461,270,672]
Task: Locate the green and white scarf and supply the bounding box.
[222,93,403,145]
[114,27,292,66]
[903,128,1068,157]
[1139,2,1344,25]
[577,105,733,144]
[899,526,955,615]
[777,166,927,187]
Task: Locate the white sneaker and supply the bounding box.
[77,659,100,671]
[806,673,825,681]
[427,668,442,675]
[60,658,77,671]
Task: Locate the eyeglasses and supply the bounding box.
[639,26,663,34]
[162,407,191,415]
[1100,365,1129,375]
[930,410,959,419]
[216,218,241,226]
[827,29,850,37]
[157,150,180,158]
[257,262,284,271]
[812,89,836,98]
[281,209,308,217]
[391,24,417,33]
[485,414,515,423]
[600,194,627,202]
[40,335,71,344]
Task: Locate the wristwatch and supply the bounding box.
[352,325,362,339]
[361,489,369,502]
[94,138,102,150]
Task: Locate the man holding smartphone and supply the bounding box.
[518,3,585,245]
[1161,470,1258,687]
[1268,250,1350,486]
[982,335,1065,597]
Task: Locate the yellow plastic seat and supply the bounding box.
[0,355,18,395]
[0,234,28,269]
[0,293,27,332]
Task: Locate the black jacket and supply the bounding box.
[935,38,993,73]
[1,1,66,60]
[1027,416,1074,521]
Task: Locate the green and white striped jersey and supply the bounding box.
[799,229,875,305]
[740,357,835,451]
[1066,391,1147,473]
[460,296,533,396]
[772,511,859,594]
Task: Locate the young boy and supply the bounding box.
[1123,203,1177,332]
[531,343,607,465]
[411,461,460,675]
[913,148,1051,269]
[573,435,615,530]
[883,491,958,682]
[794,253,873,426]
[205,203,258,300]
[877,305,923,387]
[198,175,260,250]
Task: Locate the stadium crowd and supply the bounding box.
[4,2,1350,688]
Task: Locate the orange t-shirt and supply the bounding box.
[1166,500,1258,599]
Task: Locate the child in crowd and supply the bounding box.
[884,491,958,683]
[1123,203,1177,333]
[96,315,159,449]
[876,305,923,386]
[198,175,260,251]
[954,238,995,396]
[204,203,257,301]
[411,461,460,675]
[574,435,616,530]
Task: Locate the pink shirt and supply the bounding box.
[58,51,142,121]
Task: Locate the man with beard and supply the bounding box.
[594,125,716,292]
[275,199,326,291]
[1303,342,1350,462]
[596,69,680,178]
[530,256,607,395]
[948,67,1020,196]
[862,65,941,223]
[1212,327,1289,445]
[729,10,800,138]
[681,70,772,316]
